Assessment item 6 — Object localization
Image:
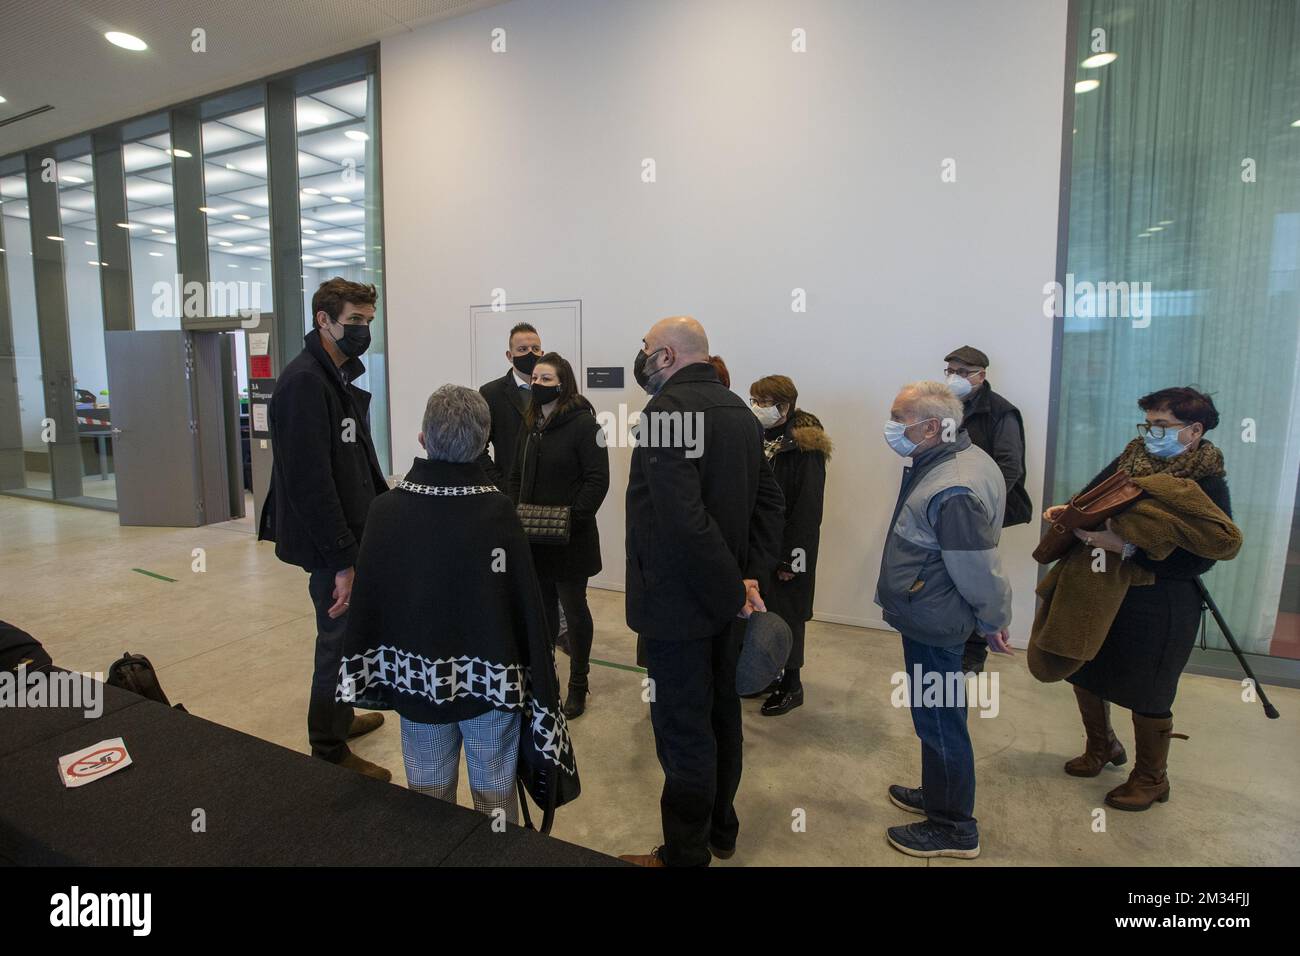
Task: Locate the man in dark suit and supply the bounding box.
[620,316,785,867]
[258,277,390,781]
[477,322,544,488]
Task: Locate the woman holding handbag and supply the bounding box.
[509,353,610,719]
[1041,387,1234,812]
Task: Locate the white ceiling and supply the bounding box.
[0,0,508,156]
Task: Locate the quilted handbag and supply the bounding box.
[1032,470,1145,565]
[516,502,571,546]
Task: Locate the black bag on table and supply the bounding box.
[106,652,185,711]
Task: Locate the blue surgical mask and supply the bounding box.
[884,418,936,458]
[1144,425,1189,458]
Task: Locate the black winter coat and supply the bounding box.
[508,398,610,581]
[625,362,786,642]
[477,369,531,489]
[762,409,831,624]
[1067,453,1232,714]
[337,456,577,784]
[257,332,387,572]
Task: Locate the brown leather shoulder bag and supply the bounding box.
[1032,470,1145,565]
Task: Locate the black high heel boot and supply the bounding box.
[562,677,589,719]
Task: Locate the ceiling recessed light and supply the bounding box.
[1147,225,1164,232]
[1075,79,1100,94]
[1291,119,1300,128]
[303,229,317,235]
[105,31,148,51]
[199,206,215,213]
[344,130,369,142]
[148,251,163,257]
[1158,220,1174,226]
[116,222,134,229]
[232,213,250,220]
[63,175,86,184]
[168,148,192,158]
[251,266,261,271]
[0,95,6,104]
[330,195,350,203]
[47,235,64,242]
[89,260,100,266]
[84,240,96,246]
[219,241,233,247]
[302,187,320,195]
[151,228,165,234]
[1081,52,1118,69]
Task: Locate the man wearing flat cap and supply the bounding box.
[942,346,1032,674]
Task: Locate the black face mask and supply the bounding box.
[513,352,540,376]
[328,321,371,358]
[634,346,667,395]
[531,384,560,406]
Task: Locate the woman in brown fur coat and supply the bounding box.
[748,375,832,716]
[1042,387,1233,812]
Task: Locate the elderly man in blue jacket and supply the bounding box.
[875,380,1013,859]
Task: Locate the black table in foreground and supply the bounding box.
[0,682,622,867]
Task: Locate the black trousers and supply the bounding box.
[643,621,744,867]
[538,573,594,681]
[307,569,355,762]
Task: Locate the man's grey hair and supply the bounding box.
[899,380,965,429]
[422,385,491,463]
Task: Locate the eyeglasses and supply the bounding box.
[944,367,981,378]
[1136,422,1188,439]
[750,398,777,408]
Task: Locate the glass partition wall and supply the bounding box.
[1051,0,1300,672]
[0,48,388,514]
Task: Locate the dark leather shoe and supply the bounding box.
[760,686,804,716]
[618,846,667,867]
[347,712,384,739]
[337,752,392,783]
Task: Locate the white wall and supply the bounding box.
[380,0,1067,641]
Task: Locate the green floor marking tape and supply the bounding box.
[132,568,177,583]
[588,657,647,675]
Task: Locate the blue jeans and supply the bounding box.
[902,636,978,844]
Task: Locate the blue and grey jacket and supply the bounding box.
[874,431,1012,646]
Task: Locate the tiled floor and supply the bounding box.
[3,493,1298,866]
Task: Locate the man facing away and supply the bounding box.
[620,316,785,867]
[258,277,391,781]
[875,381,1013,859]
[942,346,1031,674]
[477,322,544,489]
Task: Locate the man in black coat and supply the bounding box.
[257,278,391,781]
[943,346,1032,674]
[477,322,544,489]
[620,316,786,867]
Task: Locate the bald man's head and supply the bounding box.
[645,316,710,361]
[637,316,711,395]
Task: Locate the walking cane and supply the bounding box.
[1194,576,1280,719]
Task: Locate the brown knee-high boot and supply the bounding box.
[1105,713,1186,811]
[1064,686,1127,777]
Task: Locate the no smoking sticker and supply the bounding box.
[58,737,133,788]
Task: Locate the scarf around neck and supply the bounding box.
[1116,436,1225,481]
